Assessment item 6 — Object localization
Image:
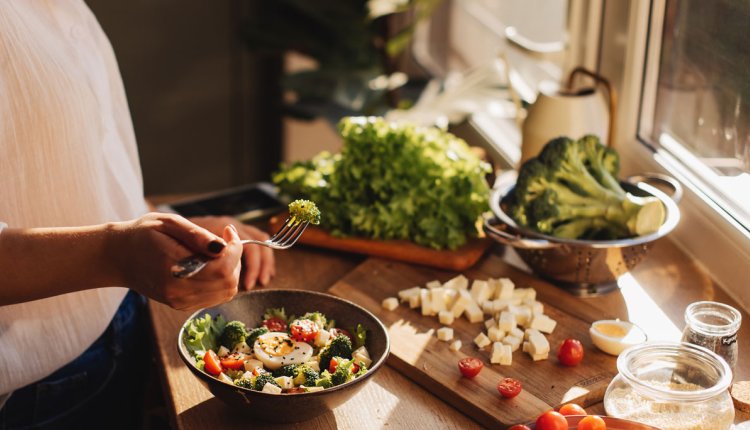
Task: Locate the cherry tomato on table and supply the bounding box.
[290,319,319,343]
[457,357,484,378]
[507,425,531,430]
[219,352,247,370]
[559,403,587,416]
[535,410,568,430]
[262,316,288,332]
[329,328,353,342]
[203,349,223,376]
[497,377,523,398]
[558,338,585,367]
[578,415,607,430]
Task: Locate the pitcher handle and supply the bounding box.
[567,67,618,148]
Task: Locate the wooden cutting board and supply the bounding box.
[268,215,492,271]
[328,254,619,428]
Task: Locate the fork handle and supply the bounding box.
[171,255,209,279]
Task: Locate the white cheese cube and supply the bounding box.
[305,361,320,372]
[498,311,517,332]
[443,274,469,290]
[490,342,513,365]
[381,297,399,311]
[528,330,550,355]
[474,332,491,349]
[275,376,294,390]
[314,328,331,347]
[493,278,515,300]
[352,346,372,368]
[470,280,493,304]
[482,300,496,315]
[408,294,421,309]
[426,280,442,289]
[529,314,557,334]
[530,351,549,361]
[430,288,447,313]
[524,328,542,341]
[492,299,512,314]
[437,327,454,342]
[450,292,470,318]
[464,302,484,323]
[510,327,524,339]
[449,340,462,352]
[261,382,282,394]
[304,386,325,393]
[484,317,497,330]
[217,346,230,357]
[398,286,421,302]
[522,341,530,353]
[243,359,264,372]
[420,289,434,316]
[444,289,459,308]
[513,288,536,302]
[219,373,234,384]
[241,371,254,380]
[509,305,532,327]
[488,326,505,342]
[233,341,252,354]
[502,335,523,352]
[524,299,544,316]
[438,310,455,326]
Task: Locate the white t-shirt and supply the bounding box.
[0,0,148,396]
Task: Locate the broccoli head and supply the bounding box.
[330,358,357,386]
[288,199,321,225]
[246,327,269,346]
[252,373,280,391]
[507,136,665,239]
[292,364,320,386]
[220,321,249,349]
[273,364,298,378]
[315,371,333,388]
[234,378,253,389]
[318,335,353,372]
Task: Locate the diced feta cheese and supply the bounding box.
[443,274,469,290]
[217,346,230,357]
[481,300,496,315]
[513,288,536,302]
[524,299,544,316]
[352,346,372,368]
[262,382,283,394]
[510,327,524,339]
[382,297,399,311]
[509,305,532,327]
[502,335,523,352]
[529,314,557,334]
[498,311,517,332]
[450,292,470,318]
[484,317,497,330]
[488,326,505,342]
[426,280,442,289]
[470,280,492,304]
[398,286,421,302]
[449,340,462,352]
[219,373,234,384]
[241,371,253,380]
[430,288,447,313]
[275,376,294,390]
[444,289,458,307]
[528,330,550,355]
[530,351,549,361]
[305,361,320,372]
[437,327,454,341]
[314,328,331,347]
[304,386,325,393]
[243,359,264,372]
[474,332,491,349]
[464,302,484,323]
[439,310,455,326]
[524,328,542,341]
[490,342,513,365]
[495,278,515,300]
[522,341,530,353]
[408,294,421,309]
[420,289,434,316]
[233,341,252,354]
[492,299,512,314]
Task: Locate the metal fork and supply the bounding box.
[171,218,310,279]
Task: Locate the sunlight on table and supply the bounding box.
[617,272,681,341]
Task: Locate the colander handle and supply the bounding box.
[483,216,559,249]
[625,173,683,204]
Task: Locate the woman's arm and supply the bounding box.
[0,213,244,310]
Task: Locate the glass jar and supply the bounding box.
[681,301,741,374]
[603,342,734,430]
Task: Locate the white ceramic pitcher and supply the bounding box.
[518,67,617,166]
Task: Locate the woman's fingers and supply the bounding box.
[155,213,227,256]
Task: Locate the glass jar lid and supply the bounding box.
[617,342,732,402]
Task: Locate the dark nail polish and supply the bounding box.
[208,240,225,254]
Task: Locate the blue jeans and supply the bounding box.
[0,291,150,430]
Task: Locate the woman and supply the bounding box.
[0,1,274,428]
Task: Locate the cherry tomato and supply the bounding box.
[203,350,223,376]
[559,403,587,416]
[263,316,288,332]
[557,338,585,367]
[497,377,523,398]
[578,415,606,430]
[508,426,531,430]
[457,357,483,378]
[290,319,319,343]
[328,357,359,374]
[219,352,246,370]
[535,411,568,430]
[329,328,353,342]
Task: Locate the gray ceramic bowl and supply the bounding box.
[177,289,390,423]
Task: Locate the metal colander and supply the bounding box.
[484,172,681,296]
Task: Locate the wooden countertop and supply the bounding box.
[149,237,750,429]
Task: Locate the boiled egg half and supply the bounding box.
[253,332,313,370]
[589,319,647,356]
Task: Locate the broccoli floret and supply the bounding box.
[354,363,368,378]
[508,136,665,239]
[234,378,253,389]
[225,369,245,380]
[292,364,320,386]
[330,358,356,386]
[288,199,321,225]
[252,373,280,391]
[315,370,333,388]
[220,321,249,349]
[246,327,269,346]
[318,335,353,372]
[301,312,327,329]
[274,364,298,378]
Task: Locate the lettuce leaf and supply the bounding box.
[183,313,227,360]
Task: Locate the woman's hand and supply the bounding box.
[111,213,244,311]
[188,216,276,290]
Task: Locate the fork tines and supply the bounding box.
[269,218,309,249]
